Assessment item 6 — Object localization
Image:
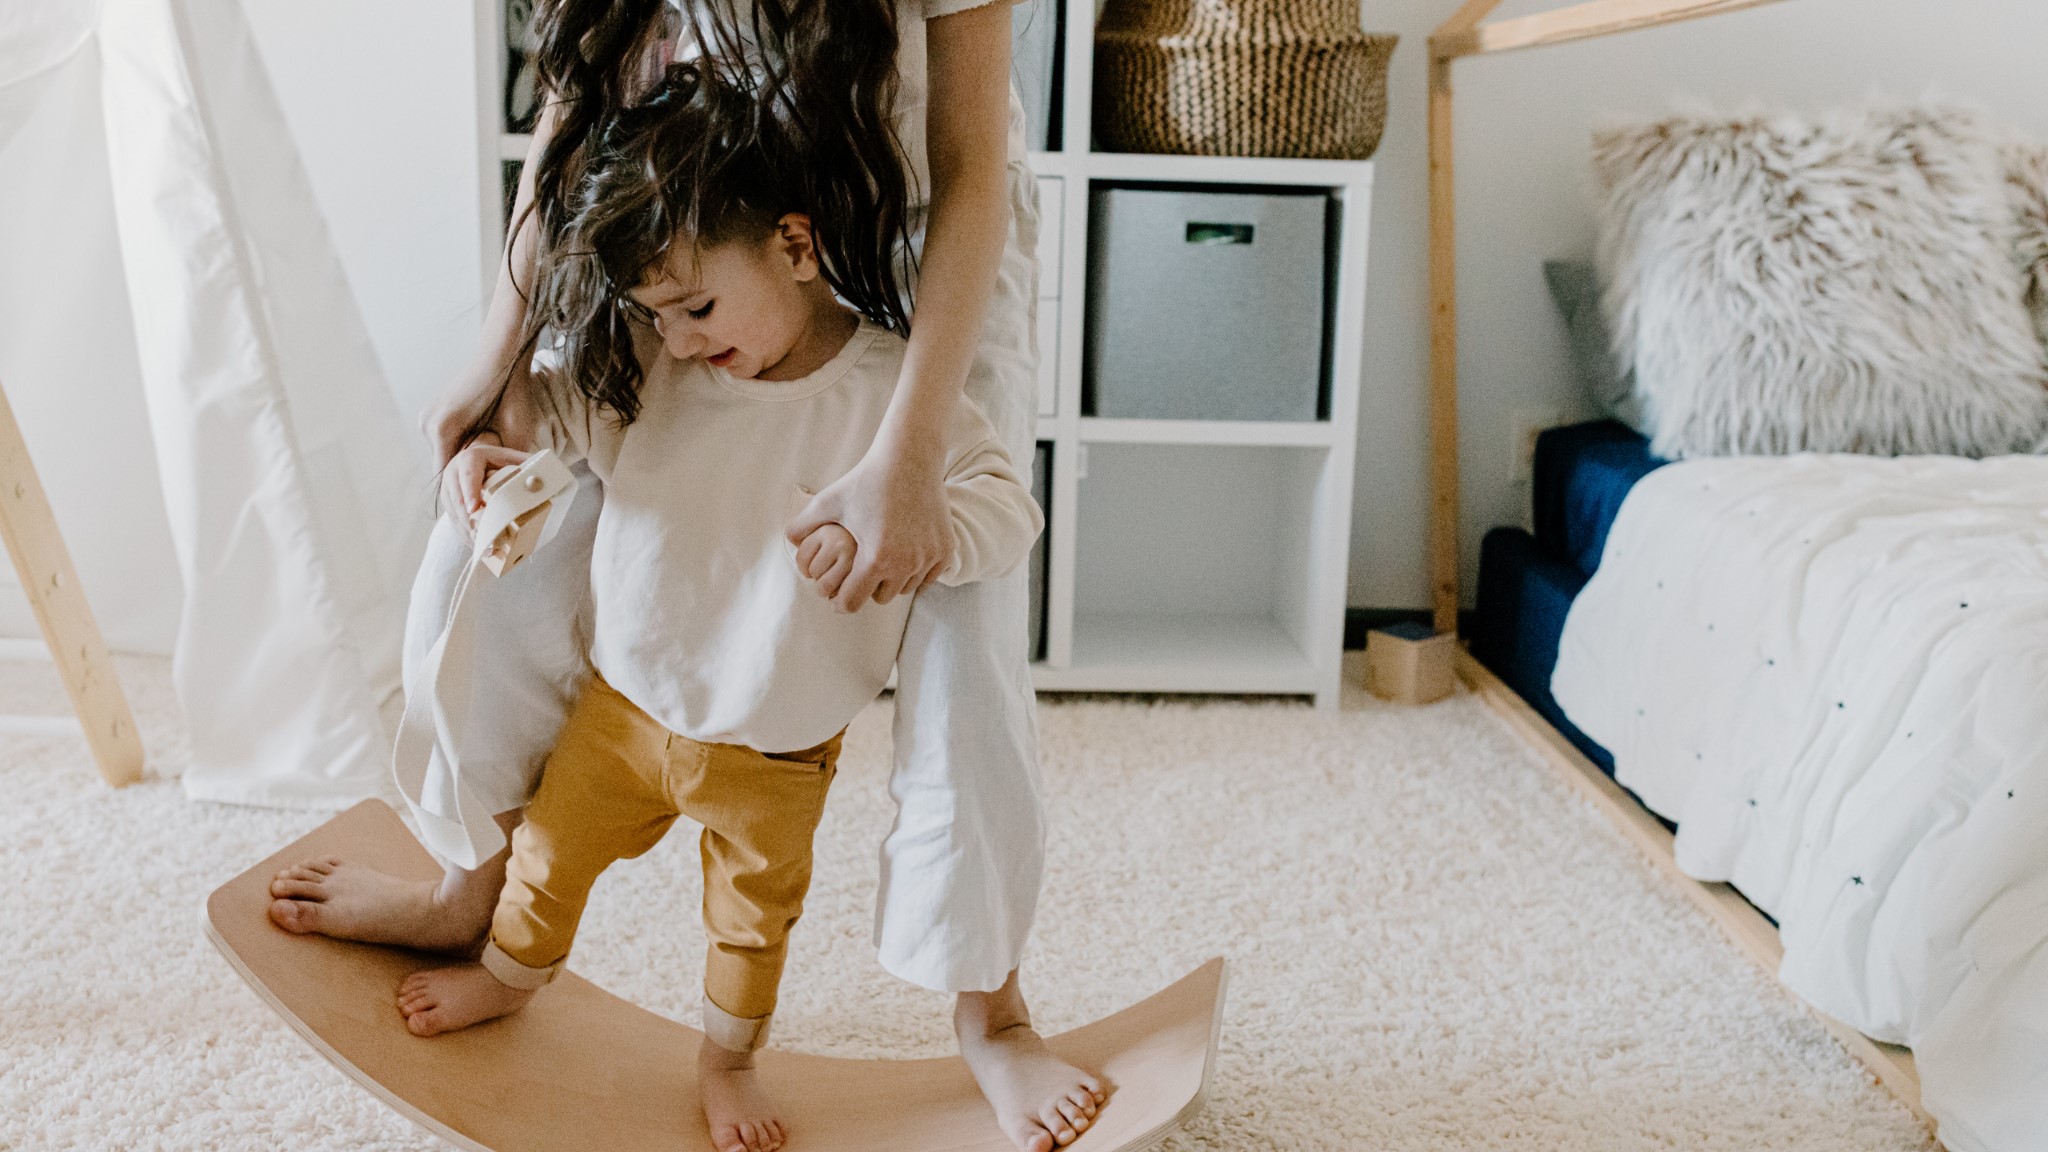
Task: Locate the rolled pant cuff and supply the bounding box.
[701,995,772,1053]
[481,940,562,990]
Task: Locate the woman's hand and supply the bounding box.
[781,2,1011,613]
[785,436,954,612]
[442,441,534,542]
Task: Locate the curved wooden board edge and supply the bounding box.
[203,799,1227,1152]
[200,905,486,1152]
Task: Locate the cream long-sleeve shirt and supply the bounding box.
[543,317,1041,753]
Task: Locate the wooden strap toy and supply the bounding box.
[205,799,1226,1152]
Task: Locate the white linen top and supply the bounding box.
[665,0,1023,201]
[545,318,1041,752]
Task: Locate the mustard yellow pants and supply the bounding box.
[478,674,840,1053]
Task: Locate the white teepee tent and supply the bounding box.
[1,0,430,807]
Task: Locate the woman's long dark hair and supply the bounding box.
[480,0,911,436]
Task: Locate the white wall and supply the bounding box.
[239,0,489,430]
[1348,0,2048,610]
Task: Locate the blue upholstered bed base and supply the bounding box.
[1471,420,1668,775]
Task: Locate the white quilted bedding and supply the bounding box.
[1552,454,2048,1152]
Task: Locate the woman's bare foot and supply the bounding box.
[269,858,490,953]
[396,964,535,1036]
[268,811,518,953]
[957,971,1109,1152]
[698,1040,786,1152]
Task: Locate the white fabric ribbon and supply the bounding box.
[393,450,579,869]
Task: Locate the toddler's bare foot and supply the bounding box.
[698,1041,786,1152]
[957,975,1108,1152]
[268,856,493,954]
[397,964,534,1036]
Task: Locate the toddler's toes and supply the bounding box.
[1037,1102,1077,1145]
[1056,1098,1090,1133]
[403,1009,442,1037]
[269,877,325,901]
[1066,1086,1099,1117]
[268,899,313,933]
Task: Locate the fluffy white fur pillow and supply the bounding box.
[1594,105,2048,459]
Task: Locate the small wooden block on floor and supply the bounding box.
[204,800,1226,1152]
[1364,622,1458,704]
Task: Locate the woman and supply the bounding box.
[267,3,1098,1149]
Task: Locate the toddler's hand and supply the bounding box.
[794,523,859,606]
[443,442,533,541]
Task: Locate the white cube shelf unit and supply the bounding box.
[475,0,1373,709]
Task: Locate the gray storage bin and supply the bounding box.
[1086,186,1330,422]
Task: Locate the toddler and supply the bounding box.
[394,76,1041,1152]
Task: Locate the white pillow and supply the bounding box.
[1594,105,2048,459]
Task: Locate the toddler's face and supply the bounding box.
[622,216,823,381]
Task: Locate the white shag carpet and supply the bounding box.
[1,657,1935,1151]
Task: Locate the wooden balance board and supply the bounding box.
[204,800,1226,1152]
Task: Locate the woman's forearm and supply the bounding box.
[476,153,542,387]
[480,107,560,378]
[447,104,562,452]
[878,2,1016,468]
[881,164,1010,464]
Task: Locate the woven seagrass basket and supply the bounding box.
[1094,0,1397,159]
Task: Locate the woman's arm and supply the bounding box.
[787,0,1016,612]
[421,102,563,465]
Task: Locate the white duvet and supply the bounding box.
[1553,454,2048,1152]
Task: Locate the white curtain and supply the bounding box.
[0,1,100,153]
[3,0,429,808]
[0,8,182,656]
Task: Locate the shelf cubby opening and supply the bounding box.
[1067,442,1327,694]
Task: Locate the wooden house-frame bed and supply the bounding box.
[1422,0,1934,1136]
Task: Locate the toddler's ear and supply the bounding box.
[776,213,821,282]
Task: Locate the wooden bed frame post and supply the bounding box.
[0,376,145,787]
[1424,0,1787,634]
[1427,1,1502,635]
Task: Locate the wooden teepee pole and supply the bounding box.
[0,377,145,786]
